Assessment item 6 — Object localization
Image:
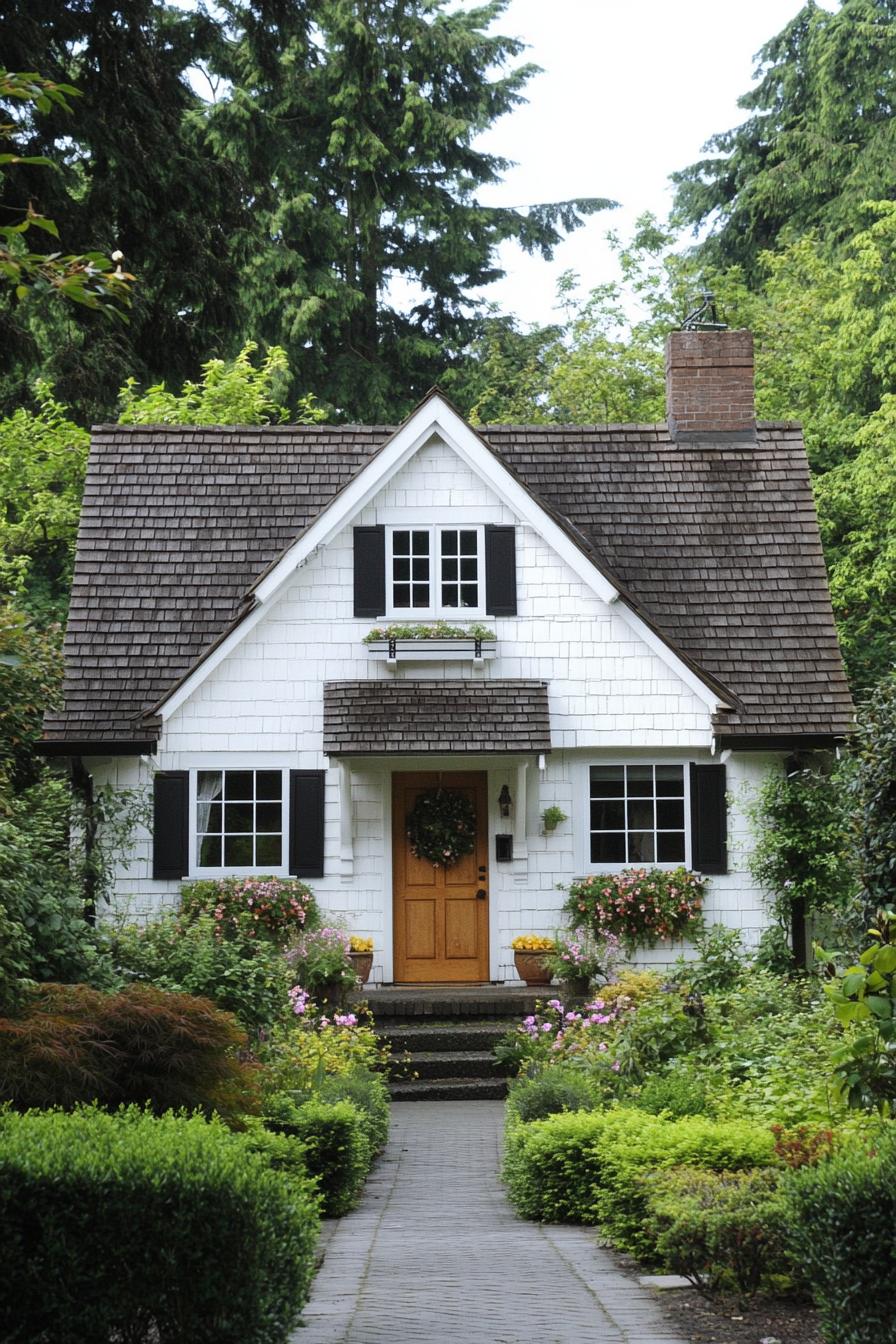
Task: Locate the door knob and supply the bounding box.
[475,888,487,900]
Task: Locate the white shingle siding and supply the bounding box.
[93,433,779,978]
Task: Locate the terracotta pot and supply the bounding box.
[513,950,552,986]
[349,951,374,985]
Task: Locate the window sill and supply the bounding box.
[365,638,497,666]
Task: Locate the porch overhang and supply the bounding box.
[323,680,551,755]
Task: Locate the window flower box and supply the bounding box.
[363,622,497,666]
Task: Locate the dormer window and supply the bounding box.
[387,525,484,617]
[353,523,516,619]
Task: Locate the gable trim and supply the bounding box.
[151,392,734,723]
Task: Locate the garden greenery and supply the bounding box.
[747,760,855,962]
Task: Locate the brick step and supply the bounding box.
[380,1021,511,1054]
[358,987,544,1019]
[389,1077,508,1102]
[395,1050,505,1081]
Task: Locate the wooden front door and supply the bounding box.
[392,771,489,983]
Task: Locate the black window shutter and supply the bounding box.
[353,526,386,617]
[689,763,728,875]
[153,771,189,879]
[289,770,326,878]
[485,525,517,616]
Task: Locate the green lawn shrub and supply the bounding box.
[644,1166,788,1299]
[784,1128,896,1344]
[633,1066,712,1117]
[0,1105,320,1344]
[318,1066,390,1154]
[266,1098,372,1216]
[502,1107,775,1257]
[506,1065,604,1124]
[108,912,292,1033]
[0,982,258,1124]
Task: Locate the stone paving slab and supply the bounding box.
[293,1101,684,1344]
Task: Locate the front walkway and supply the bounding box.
[294,1101,684,1344]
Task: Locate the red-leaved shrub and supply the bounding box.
[0,983,258,1124]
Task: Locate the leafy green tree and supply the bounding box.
[205,0,612,419]
[0,606,62,792]
[117,342,319,425]
[672,0,896,276]
[0,384,88,621]
[843,672,896,922]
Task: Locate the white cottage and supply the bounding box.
[42,329,853,980]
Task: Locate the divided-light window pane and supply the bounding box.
[391,528,431,610]
[439,528,480,609]
[589,764,685,865]
[196,769,283,869]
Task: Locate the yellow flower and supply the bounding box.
[350,936,374,953]
[511,934,555,952]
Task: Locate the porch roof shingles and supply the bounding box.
[323,680,551,755]
[42,419,853,748]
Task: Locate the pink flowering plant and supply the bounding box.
[541,927,622,987]
[494,994,624,1075]
[180,876,318,946]
[562,866,705,953]
[285,925,355,995]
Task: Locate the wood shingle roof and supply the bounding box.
[42,420,854,750]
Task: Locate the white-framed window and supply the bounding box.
[387,525,485,617]
[587,763,688,867]
[192,768,288,874]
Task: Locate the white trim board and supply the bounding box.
[153,393,730,721]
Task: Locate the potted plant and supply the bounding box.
[285,925,355,1008]
[511,934,556,986]
[562,866,706,955]
[540,805,568,835]
[541,926,621,998]
[348,936,374,985]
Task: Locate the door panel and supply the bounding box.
[392,771,489,983]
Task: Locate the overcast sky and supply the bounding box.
[468,0,838,327]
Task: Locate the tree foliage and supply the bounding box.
[203,0,611,420]
[0,70,133,315]
[672,0,896,275]
[0,2,244,423]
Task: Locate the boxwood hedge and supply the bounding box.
[0,1105,320,1344]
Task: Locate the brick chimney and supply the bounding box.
[665,329,756,442]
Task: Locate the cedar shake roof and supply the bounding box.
[42,419,854,750]
[323,680,551,755]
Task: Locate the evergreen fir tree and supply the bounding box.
[206,0,612,419]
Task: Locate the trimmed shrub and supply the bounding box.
[319,1067,390,1154]
[645,1166,788,1298]
[784,1129,896,1344]
[0,1105,320,1344]
[593,1112,775,1258]
[502,1108,619,1222]
[502,1107,775,1257]
[507,1066,603,1125]
[266,1098,372,1216]
[109,912,292,1033]
[0,983,258,1124]
[634,1068,712,1118]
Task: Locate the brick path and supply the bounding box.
[294,1100,684,1343]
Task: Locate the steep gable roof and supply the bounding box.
[41,414,853,751]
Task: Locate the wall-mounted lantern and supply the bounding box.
[498,784,512,817]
